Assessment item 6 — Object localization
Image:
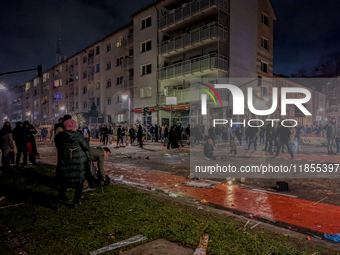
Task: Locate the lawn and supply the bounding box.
[0,164,330,255]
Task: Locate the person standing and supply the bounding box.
[154,124,159,142]
[186,124,190,145]
[289,126,296,154]
[117,125,123,146]
[324,118,337,155]
[0,124,14,168]
[137,125,143,148]
[101,125,108,145]
[274,123,294,159]
[149,124,155,142]
[50,128,54,144]
[121,126,128,146]
[176,124,184,147]
[54,119,90,210]
[23,121,38,165]
[108,125,114,144]
[161,124,165,143]
[12,122,28,167]
[129,126,136,145]
[163,125,169,146]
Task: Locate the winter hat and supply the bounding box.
[63,119,77,131]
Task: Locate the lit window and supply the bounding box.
[140,87,152,98]
[116,38,123,47]
[96,81,100,90]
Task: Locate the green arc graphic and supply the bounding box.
[197,87,217,106]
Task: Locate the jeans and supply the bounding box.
[16,146,28,167]
[259,135,264,145]
[247,137,258,150]
[328,138,335,152]
[151,133,155,141]
[275,141,294,158]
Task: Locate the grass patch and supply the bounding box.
[0,165,331,254]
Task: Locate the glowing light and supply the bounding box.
[60,106,65,111]
[228,180,232,185]
[121,95,128,100]
[26,112,31,116]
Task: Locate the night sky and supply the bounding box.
[0,0,339,88]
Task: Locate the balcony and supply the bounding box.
[158,22,228,56]
[159,88,201,105]
[158,53,228,80]
[121,57,134,70]
[123,78,134,89]
[121,35,134,50]
[88,57,94,66]
[158,0,228,30]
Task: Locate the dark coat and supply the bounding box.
[137,127,143,140]
[204,142,214,158]
[89,147,105,181]
[164,127,169,137]
[55,131,90,187]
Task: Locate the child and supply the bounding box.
[229,139,237,156]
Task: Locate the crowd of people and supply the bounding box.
[203,118,339,160]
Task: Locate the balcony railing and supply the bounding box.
[157,53,228,80]
[123,78,134,89]
[121,57,134,70]
[121,35,134,49]
[158,0,228,30]
[159,88,201,105]
[158,22,228,55]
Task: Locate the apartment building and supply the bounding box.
[0,0,276,128]
[273,74,326,126]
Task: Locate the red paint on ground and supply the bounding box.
[39,156,340,234]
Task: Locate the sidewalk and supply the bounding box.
[39,155,340,236]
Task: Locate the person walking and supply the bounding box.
[154,124,159,142]
[176,124,184,147]
[163,125,169,146]
[121,126,128,146]
[108,125,114,144]
[54,119,90,210]
[149,124,155,142]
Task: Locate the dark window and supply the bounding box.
[141,16,151,29]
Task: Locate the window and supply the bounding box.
[75,73,79,80]
[107,115,111,123]
[83,102,87,109]
[96,97,100,106]
[116,76,123,85]
[106,43,111,52]
[106,61,111,70]
[83,86,87,94]
[96,81,100,90]
[261,13,269,26]
[106,79,112,88]
[140,87,152,98]
[83,56,87,63]
[261,61,268,73]
[116,38,123,47]
[141,40,152,53]
[75,58,78,65]
[76,102,78,110]
[34,78,39,87]
[107,97,111,105]
[83,71,87,79]
[117,114,124,122]
[95,46,100,55]
[116,57,123,66]
[75,88,79,95]
[66,93,68,99]
[96,63,100,73]
[116,96,122,104]
[261,37,268,50]
[141,16,151,30]
[141,64,152,75]
[261,86,268,96]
